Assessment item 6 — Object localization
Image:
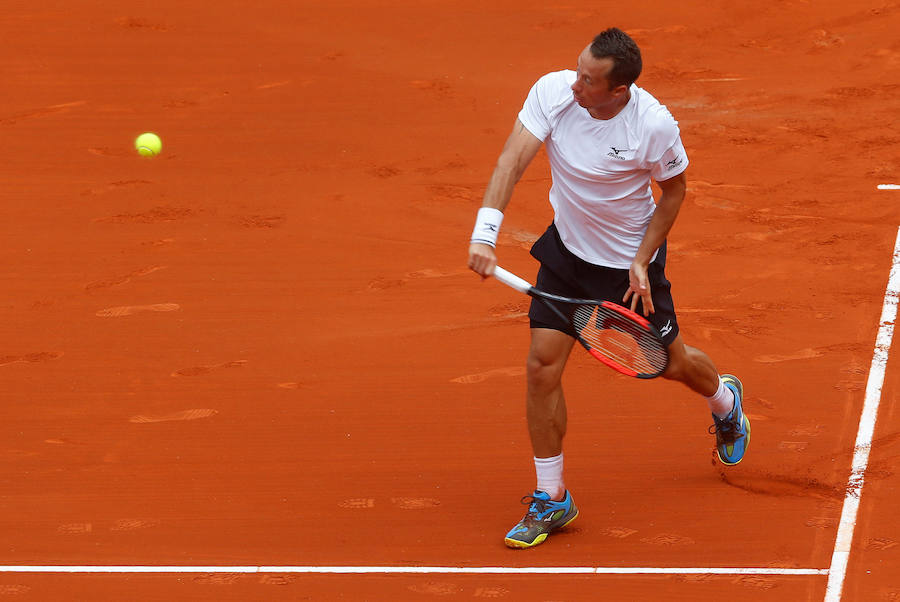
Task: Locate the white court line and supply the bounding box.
[0,565,826,575]
[877,184,900,190]
[824,225,900,601]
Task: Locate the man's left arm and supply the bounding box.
[623,172,687,316]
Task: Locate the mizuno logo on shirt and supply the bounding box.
[607,146,632,160]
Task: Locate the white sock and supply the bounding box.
[706,376,735,419]
[534,453,565,500]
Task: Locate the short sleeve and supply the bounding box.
[650,135,689,181]
[517,75,553,141]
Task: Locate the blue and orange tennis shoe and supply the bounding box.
[709,374,750,465]
[504,490,578,549]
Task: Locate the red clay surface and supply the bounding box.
[2,1,900,600]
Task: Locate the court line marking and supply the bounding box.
[0,566,826,575]
[877,184,899,190]
[824,225,900,601]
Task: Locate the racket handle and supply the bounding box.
[492,266,533,294]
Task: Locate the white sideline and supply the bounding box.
[824,226,900,601]
[0,565,826,575]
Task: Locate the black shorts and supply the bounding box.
[528,223,680,346]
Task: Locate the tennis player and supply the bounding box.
[468,28,750,549]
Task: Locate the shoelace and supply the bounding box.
[708,415,744,443]
[520,494,551,516]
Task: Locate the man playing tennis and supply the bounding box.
[468,28,750,549]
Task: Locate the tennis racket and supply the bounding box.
[491,266,669,379]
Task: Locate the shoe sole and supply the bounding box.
[503,510,579,549]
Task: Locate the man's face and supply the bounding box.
[570,46,628,115]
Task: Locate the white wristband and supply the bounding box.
[470,207,504,248]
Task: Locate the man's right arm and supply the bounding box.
[468,119,543,278]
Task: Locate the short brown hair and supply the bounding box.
[590,28,642,89]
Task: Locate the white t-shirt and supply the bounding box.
[518,70,688,269]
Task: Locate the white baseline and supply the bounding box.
[0,565,826,575]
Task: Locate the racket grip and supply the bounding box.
[492,266,533,294]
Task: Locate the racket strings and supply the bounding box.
[573,304,667,375]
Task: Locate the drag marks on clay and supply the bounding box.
[193,573,241,586]
[81,179,152,197]
[94,206,194,224]
[338,498,375,509]
[58,519,160,534]
[277,381,308,390]
[88,147,129,157]
[141,238,176,247]
[259,575,296,586]
[714,465,844,501]
[500,228,540,250]
[866,537,898,551]
[390,497,440,510]
[365,267,470,292]
[171,360,247,377]
[755,348,823,363]
[368,164,401,178]
[688,181,752,213]
[640,533,695,546]
[776,433,815,451]
[599,526,638,539]
[84,265,166,293]
[110,518,161,531]
[0,585,30,595]
[487,301,529,319]
[474,587,510,598]
[806,516,838,529]
[256,80,292,90]
[732,575,777,590]
[95,303,180,317]
[0,351,63,367]
[337,498,440,510]
[129,409,218,423]
[236,214,286,228]
[427,183,477,203]
[451,367,525,384]
[404,268,469,280]
[115,16,169,31]
[0,100,86,126]
[408,582,461,596]
[790,424,825,437]
[409,79,453,99]
[57,523,92,534]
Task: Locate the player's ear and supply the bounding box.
[611,84,629,97]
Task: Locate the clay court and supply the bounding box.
[2,1,900,600]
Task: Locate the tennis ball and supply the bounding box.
[135,132,162,157]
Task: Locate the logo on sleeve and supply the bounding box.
[665,156,684,170]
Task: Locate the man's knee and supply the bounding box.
[526,329,573,390]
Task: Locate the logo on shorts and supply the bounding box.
[607,146,633,161]
[659,320,673,336]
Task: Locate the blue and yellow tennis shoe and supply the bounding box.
[709,374,750,465]
[504,490,578,549]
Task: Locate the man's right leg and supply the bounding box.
[504,328,578,549]
[526,327,576,482]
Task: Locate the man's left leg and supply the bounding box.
[663,334,750,465]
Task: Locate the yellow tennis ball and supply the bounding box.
[135,132,162,157]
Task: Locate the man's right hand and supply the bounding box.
[468,243,497,279]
